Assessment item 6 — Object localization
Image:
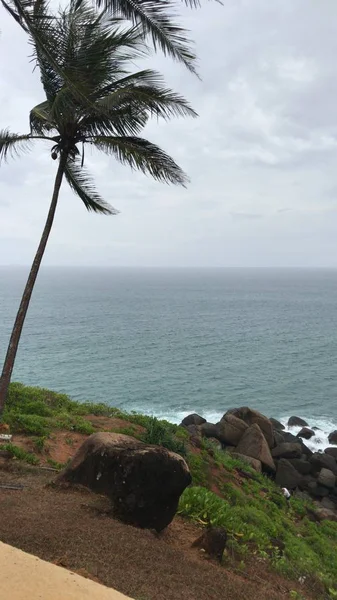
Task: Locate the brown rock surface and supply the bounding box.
[57,432,191,531]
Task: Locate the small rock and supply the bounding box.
[297,427,315,440]
[230,452,262,472]
[275,459,303,489]
[288,416,309,428]
[272,443,302,460]
[328,430,337,445]
[317,468,336,489]
[192,527,227,562]
[312,426,321,431]
[314,507,337,522]
[206,437,223,451]
[270,418,285,431]
[181,414,206,427]
[325,447,337,459]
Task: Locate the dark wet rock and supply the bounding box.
[235,423,275,472]
[297,427,315,440]
[310,452,337,476]
[56,432,191,532]
[328,430,337,445]
[318,497,337,511]
[287,458,311,475]
[275,459,303,489]
[225,407,273,448]
[271,443,302,460]
[288,416,309,428]
[181,414,206,427]
[273,430,286,447]
[325,447,337,459]
[307,481,330,498]
[270,418,285,431]
[200,422,221,439]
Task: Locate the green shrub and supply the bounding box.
[141,417,186,456]
[4,412,50,436]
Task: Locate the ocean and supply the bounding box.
[0,267,336,450]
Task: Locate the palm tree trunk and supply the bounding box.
[0,151,68,417]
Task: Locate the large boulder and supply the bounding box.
[297,427,315,440]
[56,432,191,531]
[181,414,206,427]
[288,416,308,427]
[225,407,273,448]
[271,443,302,460]
[325,447,337,459]
[235,424,275,472]
[287,458,311,475]
[310,452,337,476]
[328,430,337,445]
[217,414,249,446]
[317,468,336,489]
[275,459,303,489]
[270,418,285,431]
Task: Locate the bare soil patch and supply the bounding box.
[0,462,316,600]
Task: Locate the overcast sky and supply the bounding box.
[1,0,337,267]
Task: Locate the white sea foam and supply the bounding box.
[280,416,337,452]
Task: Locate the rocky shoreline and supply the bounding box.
[180,407,337,521]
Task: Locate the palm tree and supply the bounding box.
[0,1,196,414]
[1,0,220,74]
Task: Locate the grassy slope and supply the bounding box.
[2,382,337,599]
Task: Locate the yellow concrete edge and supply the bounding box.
[0,541,134,600]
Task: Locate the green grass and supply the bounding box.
[2,443,39,465]
[178,478,337,597]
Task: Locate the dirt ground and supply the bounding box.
[0,461,317,600]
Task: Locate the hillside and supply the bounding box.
[0,383,336,600]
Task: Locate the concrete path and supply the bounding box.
[0,541,133,599]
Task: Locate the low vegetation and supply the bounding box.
[2,382,337,598]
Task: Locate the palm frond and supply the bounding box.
[95,0,197,74]
[64,158,118,214]
[91,135,188,186]
[30,100,54,134]
[0,129,32,163]
[97,80,198,121]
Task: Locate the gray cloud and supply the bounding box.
[1,0,337,267]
